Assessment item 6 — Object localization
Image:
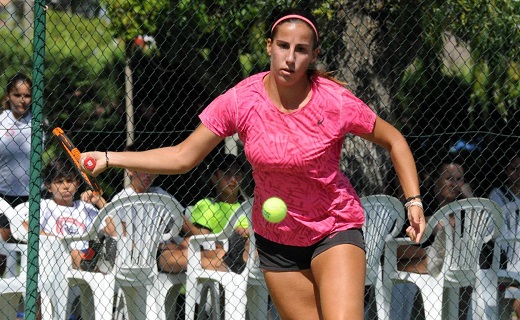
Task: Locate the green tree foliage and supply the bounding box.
[100,0,170,42]
[398,0,520,134]
[0,9,125,196]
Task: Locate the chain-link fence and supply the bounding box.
[0,0,519,319]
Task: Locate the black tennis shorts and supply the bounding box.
[256,228,365,271]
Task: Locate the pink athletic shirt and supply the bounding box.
[199,72,376,246]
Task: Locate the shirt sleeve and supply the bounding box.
[340,90,377,136]
[199,88,237,137]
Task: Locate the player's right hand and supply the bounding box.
[80,151,107,177]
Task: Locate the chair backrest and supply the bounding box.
[0,198,28,278]
[500,200,520,268]
[100,194,184,282]
[430,198,503,284]
[5,200,27,243]
[361,195,405,284]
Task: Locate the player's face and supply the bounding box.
[49,177,80,206]
[267,21,318,87]
[8,81,32,119]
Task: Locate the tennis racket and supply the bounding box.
[52,127,102,195]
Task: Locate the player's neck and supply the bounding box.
[264,73,311,112]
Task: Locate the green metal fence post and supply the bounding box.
[27,1,46,319]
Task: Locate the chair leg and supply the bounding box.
[155,282,180,320]
[122,286,149,320]
[164,285,181,320]
[113,289,128,320]
[474,269,499,320]
[91,285,117,320]
[52,279,70,320]
[420,285,443,320]
[223,281,248,320]
[147,283,166,320]
[185,280,200,320]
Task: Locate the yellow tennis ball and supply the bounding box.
[262,197,287,223]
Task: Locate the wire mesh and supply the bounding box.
[0,0,519,319]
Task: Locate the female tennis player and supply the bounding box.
[81,8,425,320]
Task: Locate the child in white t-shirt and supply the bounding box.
[19,158,107,269]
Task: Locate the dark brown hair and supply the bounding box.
[43,158,80,186]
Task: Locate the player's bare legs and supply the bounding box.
[264,269,322,320]
[264,243,365,320]
[311,244,366,320]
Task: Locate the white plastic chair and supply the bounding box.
[378,198,503,320]
[185,198,257,320]
[2,200,61,320]
[360,195,406,320]
[51,193,184,320]
[0,198,27,279]
[496,200,520,319]
[0,198,28,319]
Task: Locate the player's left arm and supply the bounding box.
[358,116,425,243]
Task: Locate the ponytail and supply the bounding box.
[308,69,347,87]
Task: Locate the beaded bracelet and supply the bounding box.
[405,200,423,210]
[105,151,109,168]
[404,195,422,203]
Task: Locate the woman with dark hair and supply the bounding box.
[81,8,424,319]
[0,73,36,275]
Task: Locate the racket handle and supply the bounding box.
[84,157,96,171]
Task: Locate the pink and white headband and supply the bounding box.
[271,14,319,42]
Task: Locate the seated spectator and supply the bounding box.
[396,155,474,319]
[0,73,36,275]
[110,139,199,241]
[157,153,250,274]
[398,155,474,273]
[18,158,107,269]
